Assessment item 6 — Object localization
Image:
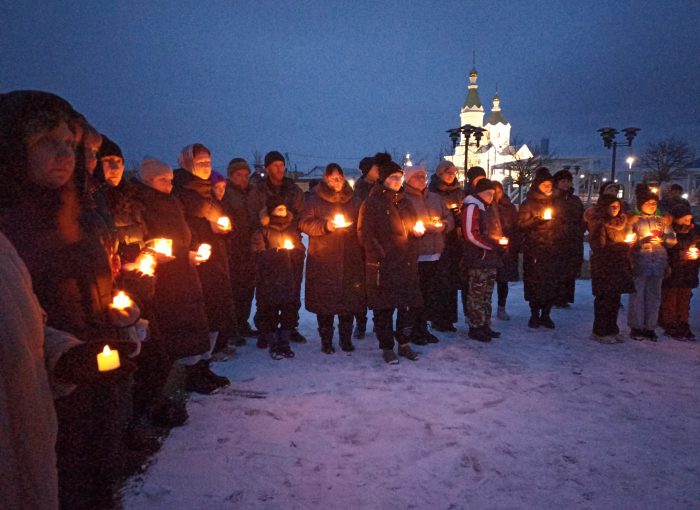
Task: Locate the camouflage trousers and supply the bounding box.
[466,268,497,328]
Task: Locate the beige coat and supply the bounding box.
[0,231,80,510]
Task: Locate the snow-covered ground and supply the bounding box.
[123,281,700,510]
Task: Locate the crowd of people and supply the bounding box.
[1,90,698,510]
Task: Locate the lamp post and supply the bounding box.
[625,156,635,201]
[447,124,486,178]
[597,127,640,183]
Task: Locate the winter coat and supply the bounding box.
[247,176,305,231]
[173,169,234,332]
[553,188,585,279]
[428,174,466,238]
[129,180,209,358]
[251,212,305,308]
[586,210,635,296]
[96,180,147,262]
[0,231,80,510]
[222,182,255,277]
[0,190,117,343]
[357,185,423,310]
[628,212,676,277]
[517,187,568,302]
[403,183,454,260]
[663,223,699,289]
[460,194,503,269]
[495,194,521,282]
[353,177,376,203]
[299,181,365,315]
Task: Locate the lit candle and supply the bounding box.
[543,208,553,220]
[499,236,509,246]
[217,216,232,231]
[137,252,157,276]
[195,243,212,262]
[624,233,637,244]
[332,213,350,228]
[97,345,120,372]
[448,203,458,210]
[111,291,133,311]
[413,220,426,235]
[283,239,294,250]
[432,217,444,228]
[688,247,699,260]
[149,238,173,257]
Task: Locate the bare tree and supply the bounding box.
[641,138,695,182]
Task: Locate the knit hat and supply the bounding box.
[553,169,573,182]
[378,160,403,183]
[670,202,692,219]
[435,160,457,178]
[531,166,554,190]
[226,158,250,175]
[473,178,496,195]
[264,150,285,168]
[138,158,172,183]
[635,183,658,207]
[600,182,620,196]
[266,194,286,213]
[97,135,123,160]
[359,156,375,176]
[211,170,225,186]
[404,166,427,184]
[597,194,621,208]
[466,166,486,182]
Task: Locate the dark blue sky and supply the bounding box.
[2,0,699,172]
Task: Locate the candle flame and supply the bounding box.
[196,243,212,262]
[332,213,350,228]
[217,216,231,230]
[688,247,699,260]
[103,345,112,355]
[543,208,553,220]
[624,233,637,244]
[414,220,426,235]
[111,291,132,310]
[283,239,294,250]
[137,252,157,276]
[499,237,509,246]
[151,238,173,257]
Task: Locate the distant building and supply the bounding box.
[444,66,532,182]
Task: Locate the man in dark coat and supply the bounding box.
[247,150,307,344]
[222,158,257,338]
[357,154,422,364]
[552,169,585,307]
[300,164,365,353]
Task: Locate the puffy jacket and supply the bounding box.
[403,183,454,259]
[460,194,503,269]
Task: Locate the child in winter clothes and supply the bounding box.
[660,203,699,340]
[252,195,304,359]
[627,185,676,340]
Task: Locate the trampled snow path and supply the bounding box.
[123,281,700,510]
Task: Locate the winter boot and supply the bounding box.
[382,349,399,364]
[528,304,540,328]
[202,360,230,388]
[643,329,658,342]
[539,306,555,329]
[290,328,307,344]
[397,343,419,361]
[497,306,510,320]
[319,327,335,354]
[239,321,258,338]
[339,322,355,352]
[185,362,219,394]
[416,321,439,344]
[629,328,646,341]
[277,329,296,358]
[468,326,492,342]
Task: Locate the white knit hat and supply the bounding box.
[138,158,173,183]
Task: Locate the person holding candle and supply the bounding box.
[174,144,235,384]
[517,167,567,329]
[222,158,258,339]
[252,195,305,359]
[492,181,521,321]
[357,153,422,364]
[428,160,467,332]
[461,179,504,342]
[585,195,635,343]
[299,163,365,354]
[352,155,380,339]
[659,203,699,340]
[403,165,454,344]
[552,169,585,308]
[248,150,308,345]
[627,184,677,341]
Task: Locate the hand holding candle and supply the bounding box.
[413,220,426,236]
[624,233,637,244]
[108,290,140,327]
[432,217,444,229]
[111,291,133,311]
[195,243,212,263]
[97,345,120,372]
[332,213,352,229]
[282,238,295,250]
[543,208,553,220]
[148,238,173,257]
[215,216,232,232]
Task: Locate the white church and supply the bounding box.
[444,66,532,182]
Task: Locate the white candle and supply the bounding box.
[543,208,553,220]
[413,220,426,235]
[217,216,232,231]
[283,239,294,250]
[195,243,212,262]
[499,236,509,246]
[97,345,120,372]
[111,291,132,311]
[333,213,349,228]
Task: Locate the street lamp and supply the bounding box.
[625,156,635,201]
[447,124,486,175]
[597,127,640,183]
